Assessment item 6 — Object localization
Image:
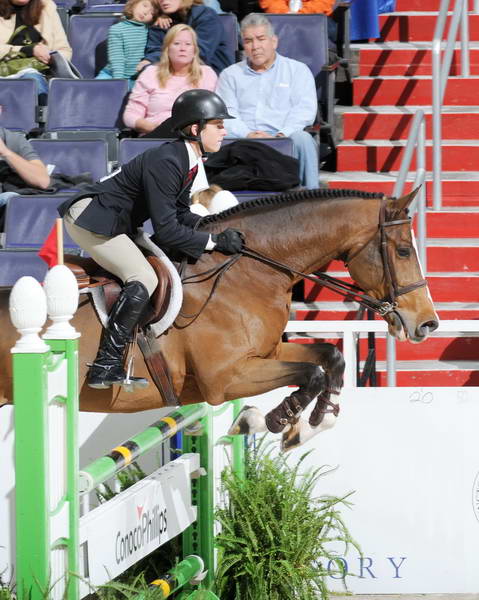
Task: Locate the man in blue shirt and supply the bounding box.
[216,13,319,188]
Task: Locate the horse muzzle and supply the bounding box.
[388,310,439,343]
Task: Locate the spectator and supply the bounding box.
[0,0,71,104]
[95,0,157,90]
[216,13,318,189]
[136,0,232,75]
[0,126,49,219]
[259,0,334,14]
[123,24,217,136]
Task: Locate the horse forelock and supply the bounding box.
[198,188,387,228]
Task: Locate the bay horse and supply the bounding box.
[0,188,439,448]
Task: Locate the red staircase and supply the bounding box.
[297,0,479,386]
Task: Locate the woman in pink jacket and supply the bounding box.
[123,23,217,137]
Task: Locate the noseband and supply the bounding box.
[241,197,428,319]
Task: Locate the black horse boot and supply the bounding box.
[87,281,150,389]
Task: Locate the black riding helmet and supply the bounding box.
[169,89,234,156]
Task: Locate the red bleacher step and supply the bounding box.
[395,0,475,11]
[322,244,479,272]
[339,108,479,140]
[356,45,479,77]
[371,366,479,387]
[336,141,479,172]
[325,176,479,206]
[353,76,478,106]
[378,13,479,43]
[289,334,479,362]
[294,306,479,320]
[304,274,479,303]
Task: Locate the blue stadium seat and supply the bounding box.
[3,195,79,251]
[0,79,37,133]
[0,251,48,287]
[69,14,120,78]
[218,13,239,62]
[84,3,125,11]
[30,139,109,182]
[119,138,169,164]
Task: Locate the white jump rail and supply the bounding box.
[285,320,479,387]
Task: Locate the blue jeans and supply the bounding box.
[18,70,49,104]
[289,130,319,189]
[96,68,136,90]
[0,191,19,208]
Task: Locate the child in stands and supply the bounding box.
[95,0,157,89]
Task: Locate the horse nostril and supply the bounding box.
[418,319,439,336]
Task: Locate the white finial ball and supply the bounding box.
[43,265,80,340]
[9,276,49,353]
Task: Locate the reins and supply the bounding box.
[175,197,428,326]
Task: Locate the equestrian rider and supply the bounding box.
[58,89,245,390]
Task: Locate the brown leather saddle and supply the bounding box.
[65,252,178,406]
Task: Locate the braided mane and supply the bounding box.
[199,187,387,225]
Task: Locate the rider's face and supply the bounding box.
[198,119,227,153]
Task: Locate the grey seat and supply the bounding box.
[0,79,38,133]
[69,14,120,78]
[0,251,48,287]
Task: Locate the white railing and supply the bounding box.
[285,320,479,387]
[432,0,471,210]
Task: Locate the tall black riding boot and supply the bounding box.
[88,281,150,389]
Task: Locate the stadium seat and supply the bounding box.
[30,138,109,182]
[84,3,125,11]
[3,195,79,251]
[69,14,120,78]
[118,138,169,164]
[0,251,48,287]
[218,13,239,62]
[46,79,128,131]
[0,79,38,133]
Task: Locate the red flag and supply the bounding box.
[38,219,63,268]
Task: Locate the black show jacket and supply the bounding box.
[58,140,210,259]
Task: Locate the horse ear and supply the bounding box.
[395,186,421,212]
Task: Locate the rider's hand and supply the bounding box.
[212,229,245,255]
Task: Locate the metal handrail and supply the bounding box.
[432,0,471,210]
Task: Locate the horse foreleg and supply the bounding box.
[270,342,344,429]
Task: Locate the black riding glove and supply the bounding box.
[212,228,245,255]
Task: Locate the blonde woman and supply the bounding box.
[123,23,217,136]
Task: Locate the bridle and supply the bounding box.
[241,197,427,319]
[177,197,427,325]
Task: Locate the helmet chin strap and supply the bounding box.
[178,120,207,158]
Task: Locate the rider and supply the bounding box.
[58,89,245,390]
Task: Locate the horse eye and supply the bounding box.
[397,246,411,258]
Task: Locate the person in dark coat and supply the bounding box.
[137,0,233,74]
[58,89,244,390]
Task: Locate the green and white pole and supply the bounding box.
[10,266,80,600]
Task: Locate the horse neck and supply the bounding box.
[239,196,382,276]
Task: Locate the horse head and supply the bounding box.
[345,188,439,343]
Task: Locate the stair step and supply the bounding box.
[336,139,479,172]
[395,0,475,12]
[322,171,479,204]
[287,334,478,361]
[291,301,479,321]
[354,43,479,77]
[378,12,479,43]
[427,210,479,237]
[353,76,478,106]
[303,273,479,303]
[337,106,479,140]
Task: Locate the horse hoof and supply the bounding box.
[281,425,301,452]
[264,410,287,434]
[227,405,267,435]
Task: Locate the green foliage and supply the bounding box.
[214,439,359,600]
